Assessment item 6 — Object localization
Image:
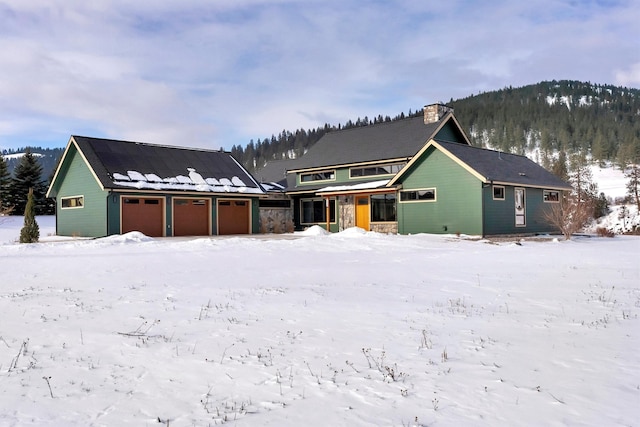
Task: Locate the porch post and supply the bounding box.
[325,196,330,232]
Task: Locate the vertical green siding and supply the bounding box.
[397,147,483,235]
[165,195,173,236]
[296,166,406,187]
[106,192,120,235]
[55,147,108,237]
[210,197,218,235]
[483,187,562,235]
[251,198,260,233]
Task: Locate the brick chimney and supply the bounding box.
[423,103,454,124]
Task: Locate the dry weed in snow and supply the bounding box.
[0,216,639,426]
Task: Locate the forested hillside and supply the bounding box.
[2,147,63,182]
[234,80,639,174]
[3,80,639,180]
[450,81,640,166]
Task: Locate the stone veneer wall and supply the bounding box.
[338,195,355,231]
[371,222,398,234]
[259,194,294,233]
[338,194,397,234]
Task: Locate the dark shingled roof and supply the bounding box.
[436,141,571,189]
[70,136,263,193]
[254,158,300,187]
[289,116,449,170]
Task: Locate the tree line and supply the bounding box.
[0,149,53,216]
[2,80,639,221]
[233,80,639,175]
[449,80,640,167]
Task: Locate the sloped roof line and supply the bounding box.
[48,135,264,197]
[70,135,232,154]
[389,139,571,190]
[285,115,450,171]
[47,137,106,198]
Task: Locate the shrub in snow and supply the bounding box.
[542,194,592,240]
[19,188,39,243]
[595,227,615,238]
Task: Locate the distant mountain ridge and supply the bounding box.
[4,80,639,184]
[449,80,639,164]
[240,80,639,175]
[2,147,63,182]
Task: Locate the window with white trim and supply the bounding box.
[300,170,335,183]
[543,190,560,202]
[400,188,436,202]
[350,162,406,178]
[61,196,84,209]
[493,185,505,200]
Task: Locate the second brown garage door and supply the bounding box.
[121,197,164,237]
[217,200,250,235]
[173,198,210,236]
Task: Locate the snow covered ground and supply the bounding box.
[0,216,638,426]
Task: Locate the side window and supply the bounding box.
[543,190,560,202]
[61,196,84,209]
[400,188,436,202]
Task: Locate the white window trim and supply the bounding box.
[299,170,336,184]
[399,188,437,203]
[543,190,560,203]
[492,185,505,200]
[515,187,526,227]
[348,162,406,180]
[60,195,85,209]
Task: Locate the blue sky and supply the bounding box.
[0,0,638,152]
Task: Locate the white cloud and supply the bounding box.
[615,63,640,87]
[0,0,638,151]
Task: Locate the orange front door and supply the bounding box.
[355,196,370,231]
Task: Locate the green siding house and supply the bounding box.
[257,104,571,236]
[47,136,264,238]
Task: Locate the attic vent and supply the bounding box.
[519,172,526,176]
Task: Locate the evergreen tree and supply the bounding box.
[568,152,600,218]
[9,149,47,215]
[0,155,11,211]
[20,188,39,243]
[551,151,569,181]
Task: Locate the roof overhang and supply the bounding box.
[388,139,572,191]
[317,184,399,197]
[46,136,106,198]
[108,187,267,197]
[386,139,482,186]
[315,178,391,195]
[487,181,572,191]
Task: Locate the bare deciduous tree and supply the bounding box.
[625,164,640,211]
[542,194,593,240]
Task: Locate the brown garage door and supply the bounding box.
[173,198,210,236]
[218,200,250,235]
[122,197,164,237]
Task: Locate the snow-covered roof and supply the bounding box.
[316,179,391,193]
[110,169,263,194]
[52,136,264,195]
